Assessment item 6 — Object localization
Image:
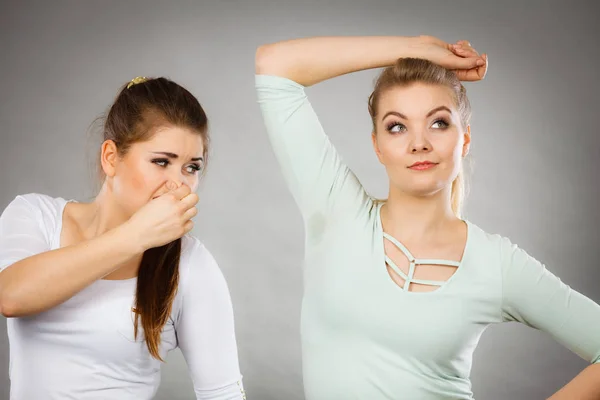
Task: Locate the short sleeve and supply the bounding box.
[500,237,600,364]
[174,239,245,399]
[0,195,51,272]
[255,74,369,222]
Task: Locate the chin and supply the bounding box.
[397,182,449,197]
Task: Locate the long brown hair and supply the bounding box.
[102,77,209,360]
[368,58,472,217]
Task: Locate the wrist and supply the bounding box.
[404,35,433,59]
[113,221,146,256]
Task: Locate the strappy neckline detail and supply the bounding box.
[375,201,471,294]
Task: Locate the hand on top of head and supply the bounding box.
[416,35,488,82]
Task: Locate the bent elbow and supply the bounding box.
[255,43,279,75]
[0,295,20,318]
[0,284,27,318]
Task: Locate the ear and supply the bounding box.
[100,140,119,178]
[462,125,471,157]
[371,131,384,164]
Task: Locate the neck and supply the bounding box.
[381,185,459,241]
[80,183,130,239]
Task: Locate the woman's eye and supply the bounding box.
[186,165,201,174]
[152,159,169,167]
[432,119,450,129]
[387,122,406,133]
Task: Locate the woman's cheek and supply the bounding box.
[126,162,161,201]
[188,175,201,192]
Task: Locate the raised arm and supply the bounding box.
[0,184,196,317]
[500,237,600,399]
[254,36,486,223]
[255,35,487,86]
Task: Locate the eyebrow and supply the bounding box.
[381,106,453,121]
[151,151,203,162]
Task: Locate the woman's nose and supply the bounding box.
[409,131,432,153]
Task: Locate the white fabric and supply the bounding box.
[0,193,245,400]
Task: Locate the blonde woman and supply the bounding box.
[255,35,600,399]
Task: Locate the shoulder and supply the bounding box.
[5,192,65,210]
[465,220,536,267]
[178,235,226,284]
[1,193,68,229]
[467,221,508,247]
[4,193,68,215]
[172,236,232,316]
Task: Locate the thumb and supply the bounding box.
[153,180,178,199]
[446,54,485,70]
[165,180,177,191]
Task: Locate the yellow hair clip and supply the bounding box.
[127,76,148,89]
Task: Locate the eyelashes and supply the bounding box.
[151,158,202,174]
[431,118,450,129]
[152,158,170,167]
[386,118,450,133]
[386,121,407,133]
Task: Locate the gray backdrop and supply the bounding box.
[1,0,599,399]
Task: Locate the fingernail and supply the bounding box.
[477,59,485,66]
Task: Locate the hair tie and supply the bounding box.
[127,76,148,89]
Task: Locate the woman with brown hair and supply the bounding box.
[0,77,245,399]
[255,35,600,399]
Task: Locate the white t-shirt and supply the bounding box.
[0,193,245,400]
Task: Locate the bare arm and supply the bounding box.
[255,35,487,86]
[548,364,600,400]
[0,184,197,317]
[254,35,487,225]
[0,224,140,317]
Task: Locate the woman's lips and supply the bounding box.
[408,161,438,170]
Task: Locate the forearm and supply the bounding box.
[0,223,141,317]
[547,363,600,400]
[255,35,423,86]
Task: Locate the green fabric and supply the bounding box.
[256,74,600,400]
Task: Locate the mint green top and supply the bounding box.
[255,74,600,400]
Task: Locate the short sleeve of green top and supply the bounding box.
[255,74,600,400]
